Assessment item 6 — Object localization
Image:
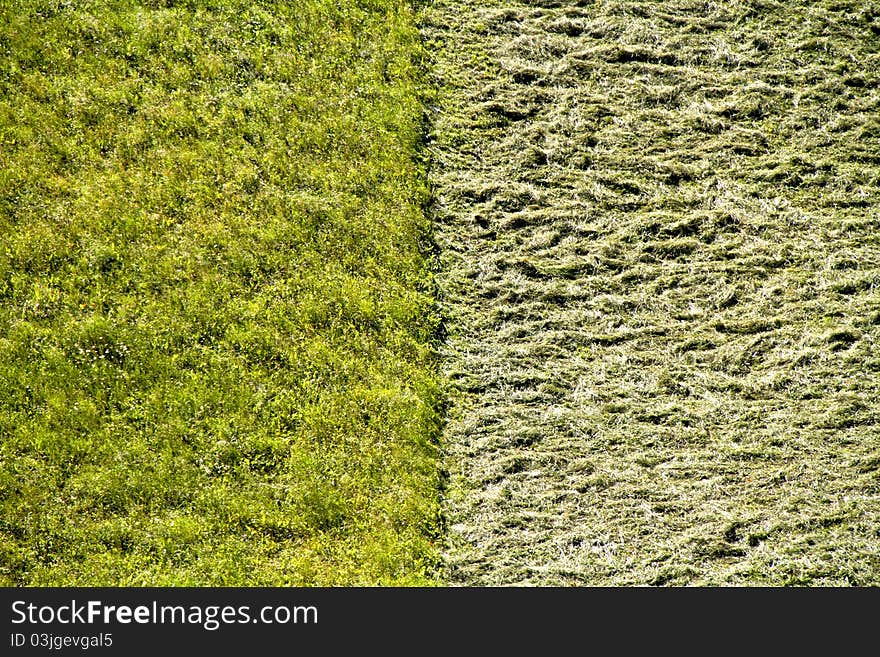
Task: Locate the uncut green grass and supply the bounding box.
[0,0,441,585]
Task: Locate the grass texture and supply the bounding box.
[0,0,441,585]
[424,0,880,585]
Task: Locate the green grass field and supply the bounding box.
[0,0,442,585]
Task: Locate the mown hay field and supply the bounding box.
[424,0,880,585]
[0,0,441,585]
